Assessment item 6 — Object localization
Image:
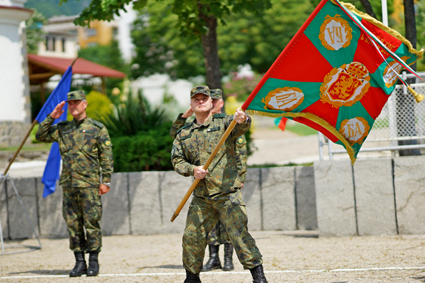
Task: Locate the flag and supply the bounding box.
[36,66,72,197]
[242,0,424,164]
[274,117,288,132]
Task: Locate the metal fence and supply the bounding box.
[319,81,425,160]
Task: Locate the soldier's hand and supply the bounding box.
[241,182,244,188]
[234,108,247,124]
[51,101,66,119]
[193,166,208,179]
[182,107,194,118]
[99,183,110,196]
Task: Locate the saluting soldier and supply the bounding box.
[171,86,267,283]
[170,89,248,272]
[36,90,113,277]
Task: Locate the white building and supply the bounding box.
[0,0,33,147]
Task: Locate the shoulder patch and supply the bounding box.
[237,137,244,144]
[213,113,226,118]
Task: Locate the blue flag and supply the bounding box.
[36,66,72,198]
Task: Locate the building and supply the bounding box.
[0,0,33,147]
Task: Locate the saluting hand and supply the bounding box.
[51,101,66,119]
[182,107,194,118]
[193,166,208,179]
[234,108,247,124]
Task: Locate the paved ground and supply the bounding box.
[1,231,425,282]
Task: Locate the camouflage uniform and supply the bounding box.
[172,112,262,274]
[170,90,248,246]
[36,102,113,252]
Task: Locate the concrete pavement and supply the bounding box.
[1,230,425,282]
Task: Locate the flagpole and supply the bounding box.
[170,119,237,222]
[2,120,38,176]
[2,57,77,176]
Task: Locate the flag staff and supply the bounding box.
[2,57,78,176]
[171,119,237,222]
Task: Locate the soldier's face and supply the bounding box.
[190,94,212,113]
[212,98,224,114]
[68,100,87,118]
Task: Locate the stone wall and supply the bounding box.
[0,166,317,239]
[2,156,424,239]
[314,156,425,236]
[0,121,32,148]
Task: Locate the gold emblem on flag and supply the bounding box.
[319,15,352,51]
[383,56,409,88]
[261,87,304,111]
[339,117,370,145]
[320,62,371,108]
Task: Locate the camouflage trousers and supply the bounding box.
[62,187,102,252]
[183,190,263,274]
[207,220,231,246]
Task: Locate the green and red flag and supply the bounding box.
[242,0,424,164]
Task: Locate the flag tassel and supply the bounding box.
[407,85,425,103]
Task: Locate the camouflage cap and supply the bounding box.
[67,90,86,101]
[190,85,210,98]
[210,89,223,100]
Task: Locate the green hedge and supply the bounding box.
[111,122,174,172]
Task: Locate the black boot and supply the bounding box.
[222,243,234,271]
[201,245,221,272]
[250,265,268,283]
[87,251,99,276]
[69,251,87,277]
[183,270,201,283]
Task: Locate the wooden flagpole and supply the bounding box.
[2,57,78,176]
[170,119,237,222]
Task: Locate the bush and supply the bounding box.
[104,91,173,172]
[112,122,174,172]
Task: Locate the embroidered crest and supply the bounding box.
[319,14,352,51]
[383,56,409,88]
[339,117,370,145]
[320,62,371,108]
[261,87,304,111]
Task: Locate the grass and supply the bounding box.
[249,162,313,168]
[0,143,52,152]
[271,122,318,136]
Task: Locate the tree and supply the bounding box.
[26,10,47,54]
[78,40,129,104]
[61,0,272,91]
[130,0,312,80]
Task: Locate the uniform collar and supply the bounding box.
[73,117,87,127]
[192,115,213,129]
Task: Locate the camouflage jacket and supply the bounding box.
[236,135,248,183]
[169,113,195,139]
[171,113,251,197]
[36,115,114,188]
[170,113,248,182]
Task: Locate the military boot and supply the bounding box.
[222,243,234,271]
[87,251,99,276]
[201,245,221,272]
[250,265,268,283]
[69,251,87,277]
[183,270,201,283]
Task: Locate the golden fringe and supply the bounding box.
[247,110,357,164]
[340,2,424,60]
[408,86,425,103]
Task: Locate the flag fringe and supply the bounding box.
[341,2,424,60]
[408,86,425,103]
[247,110,356,164]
